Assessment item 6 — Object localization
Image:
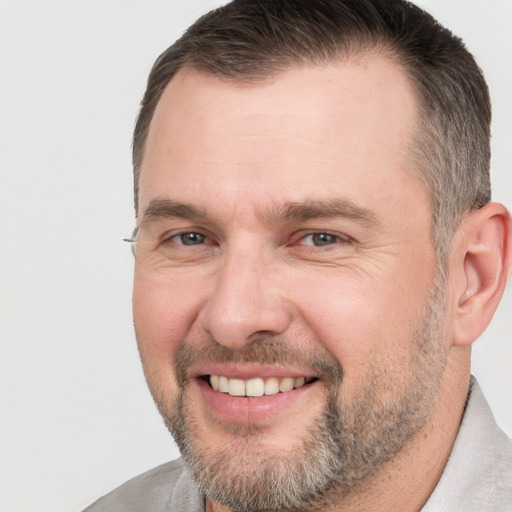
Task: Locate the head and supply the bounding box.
[130,1,511,511]
[132,0,492,263]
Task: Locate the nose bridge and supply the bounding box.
[202,238,291,348]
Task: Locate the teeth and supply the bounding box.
[264,377,279,396]
[228,379,246,396]
[208,375,313,397]
[279,377,295,392]
[294,377,305,388]
[246,378,265,397]
[218,376,229,393]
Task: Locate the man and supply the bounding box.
[85,0,512,510]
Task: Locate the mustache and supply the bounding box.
[174,335,344,390]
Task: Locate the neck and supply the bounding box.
[209,347,471,512]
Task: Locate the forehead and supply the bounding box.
[139,56,423,223]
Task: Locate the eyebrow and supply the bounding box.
[263,199,379,227]
[139,199,210,227]
[138,197,378,230]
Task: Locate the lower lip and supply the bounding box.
[196,378,319,424]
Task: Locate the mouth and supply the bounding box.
[202,375,319,397]
[192,367,322,424]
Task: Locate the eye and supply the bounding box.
[170,232,207,246]
[300,232,342,247]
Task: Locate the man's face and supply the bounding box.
[133,58,450,510]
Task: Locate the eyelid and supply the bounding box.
[163,229,214,245]
[291,229,353,246]
[302,233,337,246]
[156,225,352,248]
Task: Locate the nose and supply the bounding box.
[201,245,292,349]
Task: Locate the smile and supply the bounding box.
[207,375,318,397]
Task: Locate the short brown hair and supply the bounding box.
[132,0,491,260]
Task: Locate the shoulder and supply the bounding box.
[461,380,512,510]
[423,378,512,511]
[83,459,186,512]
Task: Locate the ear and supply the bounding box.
[451,203,512,346]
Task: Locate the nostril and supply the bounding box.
[253,329,279,337]
[201,269,293,349]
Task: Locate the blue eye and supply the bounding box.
[175,232,207,245]
[302,232,340,246]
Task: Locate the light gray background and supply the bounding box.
[0,1,510,511]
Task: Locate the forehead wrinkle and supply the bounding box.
[261,199,379,227]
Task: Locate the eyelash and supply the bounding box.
[168,232,210,246]
[297,232,348,247]
[164,230,351,248]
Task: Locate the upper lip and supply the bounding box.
[190,363,317,381]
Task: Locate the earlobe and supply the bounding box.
[452,203,512,347]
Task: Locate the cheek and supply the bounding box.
[132,272,205,364]
[294,278,378,367]
[291,267,428,375]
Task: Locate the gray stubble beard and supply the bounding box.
[149,273,448,512]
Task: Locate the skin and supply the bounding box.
[132,56,512,511]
